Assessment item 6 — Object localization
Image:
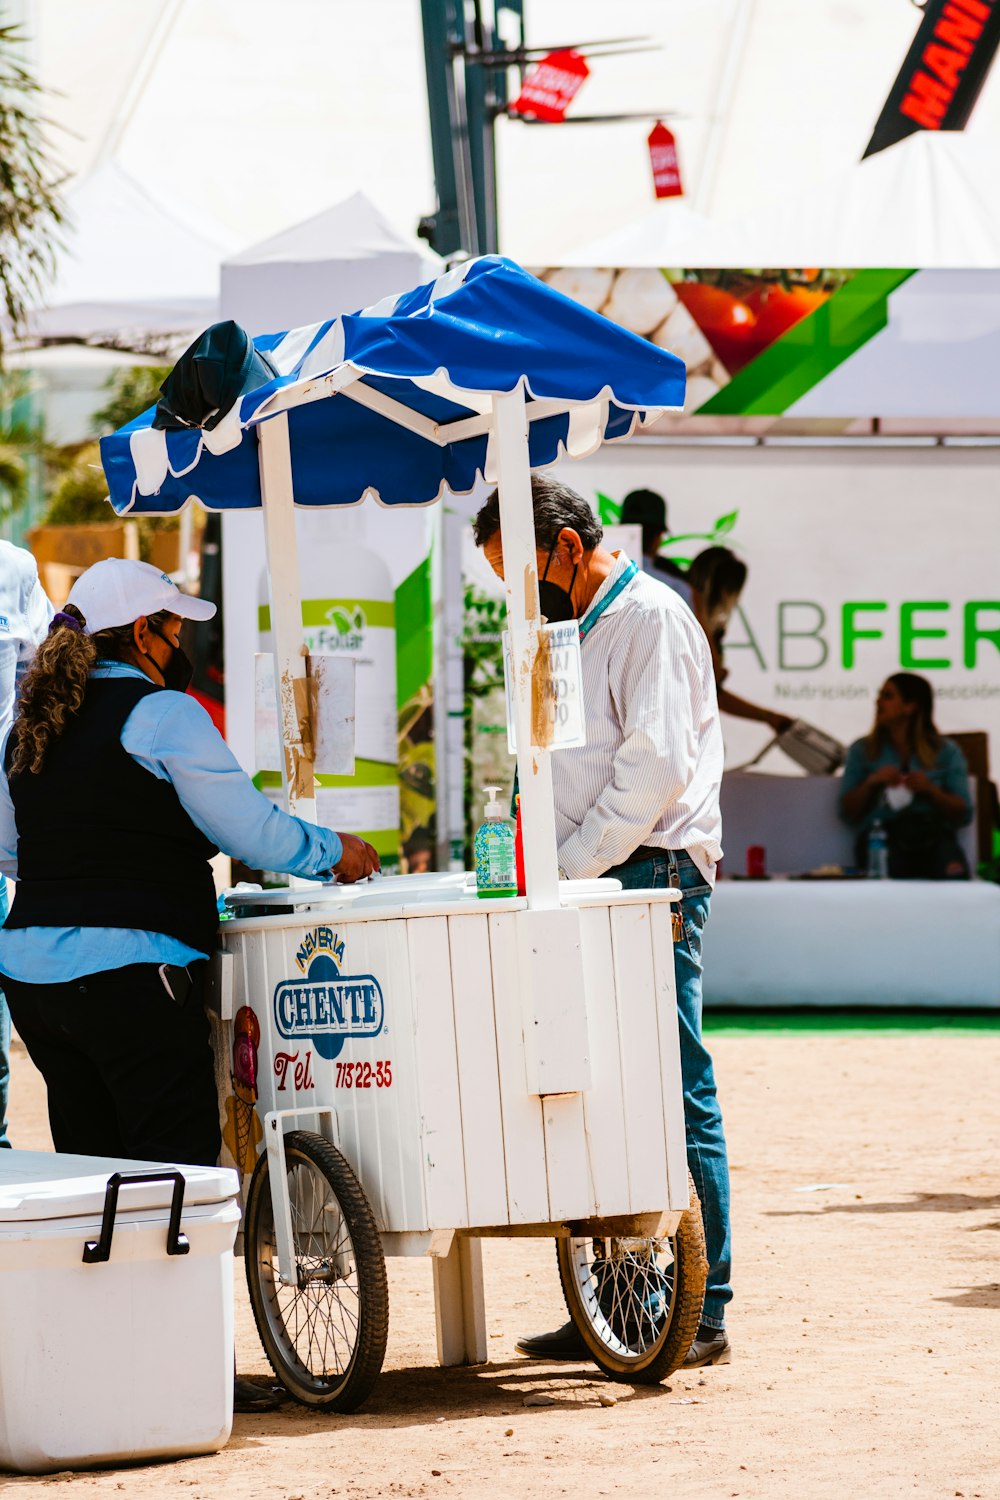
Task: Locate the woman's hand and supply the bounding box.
[332,833,381,883]
[903,770,935,797]
[868,764,902,789]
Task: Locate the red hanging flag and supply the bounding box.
[648,121,683,199]
[510,49,590,123]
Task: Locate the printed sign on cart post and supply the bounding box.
[502,621,586,753]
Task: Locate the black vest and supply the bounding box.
[5,676,219,955]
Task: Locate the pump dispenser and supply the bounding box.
[474,785,517,898]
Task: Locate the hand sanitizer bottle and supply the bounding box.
[475,786,517,899]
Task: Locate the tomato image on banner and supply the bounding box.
[647,122,683,199]
[510,49,589,122]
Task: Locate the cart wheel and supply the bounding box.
[557,1173,707,1384]
[244,1129,388,1411]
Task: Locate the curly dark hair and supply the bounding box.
[9,604,170,776]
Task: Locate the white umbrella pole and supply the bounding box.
[492,388,560,910]
[257,412,317,825]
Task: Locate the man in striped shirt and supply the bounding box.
[474,473,731,1369]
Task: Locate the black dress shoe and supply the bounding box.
[682,1326,731,1368]
[515,1319,589,1360]
[234,1376,286,1413]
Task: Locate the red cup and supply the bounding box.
[514,794,526,897]
[746,844,767,879]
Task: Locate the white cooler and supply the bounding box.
[0,1150,240,1474]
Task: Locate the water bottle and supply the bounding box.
[867,820,889,880]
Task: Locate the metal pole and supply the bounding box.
[492,388,560,909]
[257,413,316,825]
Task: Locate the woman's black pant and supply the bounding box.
[1,961,221,1167]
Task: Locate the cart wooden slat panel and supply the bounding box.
[484,911,549,1225]
[448,916,509,1229]
[610,904,672,1216]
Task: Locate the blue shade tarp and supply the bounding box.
[100,256,686,515]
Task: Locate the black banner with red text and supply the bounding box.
[863,0,1000,157]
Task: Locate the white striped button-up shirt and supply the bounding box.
[554,553,724,884]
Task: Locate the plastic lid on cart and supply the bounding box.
[223,872,468,911]
[0,1150,239,1223]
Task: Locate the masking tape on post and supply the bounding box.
[288,670,317,802]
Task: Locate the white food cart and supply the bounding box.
[102,255,705,1411]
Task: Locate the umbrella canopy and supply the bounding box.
[100,256,686,516]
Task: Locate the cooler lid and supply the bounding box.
[0,1149,239,1223]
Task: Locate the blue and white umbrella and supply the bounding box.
[100,255,686,903]
[100,256,685,516]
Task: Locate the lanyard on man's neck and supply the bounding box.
[578,559,638,644]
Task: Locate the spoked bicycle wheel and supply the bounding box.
[557,1173,707,1384]
[244,1129,388,1411]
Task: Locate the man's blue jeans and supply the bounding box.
[0,876,10,1148]
[605,848,732,1330]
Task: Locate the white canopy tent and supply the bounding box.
[558,201,733,269]
[219,192,441,336]
[721,134,1000,270]
[558,135,1000,271]
[23,161,231,347]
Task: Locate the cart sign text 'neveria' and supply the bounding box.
[274,928,384,1060]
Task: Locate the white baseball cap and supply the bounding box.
[67,558,217,634]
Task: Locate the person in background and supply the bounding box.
[474,475,732,1369]
[0,540,53,1148]
[687,545,792,737]
[0,559,378,1412]
[619,488,693,608]
[839,673,972,879]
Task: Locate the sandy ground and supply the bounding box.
[1,1022,997,1500]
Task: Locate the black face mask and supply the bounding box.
[537,540,578,623]
[142,626,194,693]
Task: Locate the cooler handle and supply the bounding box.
[82,1169,191,1264]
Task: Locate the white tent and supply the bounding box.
[558,135,1000,272]
[219,192,441,335]
[716,134,1000,270]
[558,200,733,269]
[25,161,231,346]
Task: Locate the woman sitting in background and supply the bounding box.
[839,672,972,879]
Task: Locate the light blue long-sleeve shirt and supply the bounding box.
[0,661,343,982]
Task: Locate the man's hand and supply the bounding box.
[332,833,380,883]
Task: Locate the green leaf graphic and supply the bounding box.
[596,490,621,526]
[713,510,738,538]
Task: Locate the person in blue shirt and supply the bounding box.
[0,540,53,1148]
[839,672,972,879]
[0,557,379,1169]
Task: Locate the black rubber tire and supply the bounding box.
[556,1173,708,1384]
[244,1129,388,1411]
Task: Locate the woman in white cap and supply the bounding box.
[0,562,377,1154]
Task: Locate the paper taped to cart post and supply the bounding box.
[255,654,356,775]
[502,621,586,753]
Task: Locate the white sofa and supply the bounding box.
[704,773,1000,1009]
